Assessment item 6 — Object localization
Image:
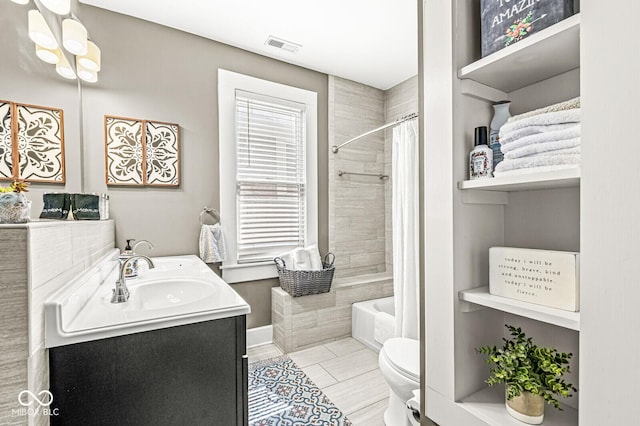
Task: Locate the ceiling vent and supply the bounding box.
[265,36,301,53]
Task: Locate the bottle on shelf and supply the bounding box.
[489,100,511,171]
[469,126,493,180]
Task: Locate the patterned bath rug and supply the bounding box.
[248,355,352,426]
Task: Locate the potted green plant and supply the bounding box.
[477,325,576,424]
[0,179,31,224]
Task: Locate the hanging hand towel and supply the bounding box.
[199,223,227,263]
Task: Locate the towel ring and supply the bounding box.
[199,207,220,226]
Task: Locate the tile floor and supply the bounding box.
[248,337,388,426]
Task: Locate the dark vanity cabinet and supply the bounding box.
[49,315,248,426]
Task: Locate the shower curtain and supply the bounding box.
[392,120,419,340]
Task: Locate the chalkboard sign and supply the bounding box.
[480,0,574,57]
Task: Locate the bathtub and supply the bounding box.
[352,296,394,352]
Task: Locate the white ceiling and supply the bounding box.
[79,0,418,90]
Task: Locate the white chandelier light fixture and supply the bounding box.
[75,58,97,83]
[78,40,100,71]
[35,45,61,64]
[28,9,58,49]
[62,18,87,55]
[56,55,76,79]
[15,0,102,82]
[40,0,70,16]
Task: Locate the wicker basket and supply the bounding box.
[274,253,335,297]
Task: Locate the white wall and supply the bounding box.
[580,1,640,424]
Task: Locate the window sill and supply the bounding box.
[220,261,278,284]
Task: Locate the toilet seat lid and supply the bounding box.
[382,337,420,381]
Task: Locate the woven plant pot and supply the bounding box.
[505,386,544,425]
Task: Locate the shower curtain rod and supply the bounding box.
[331,112,418,154]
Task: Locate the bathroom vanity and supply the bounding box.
[45,253,250,426]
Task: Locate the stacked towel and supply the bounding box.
[199,223,227,263]
[276,245,323,271]
[495,98,581,177]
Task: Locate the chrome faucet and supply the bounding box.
[111,255,155,304]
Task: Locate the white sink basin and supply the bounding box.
[45,252,251,348]
[132,278,216,310]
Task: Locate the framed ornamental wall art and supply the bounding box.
[104,115,180,187]
[0,100,66,183]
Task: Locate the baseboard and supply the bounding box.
[247,325,273,348]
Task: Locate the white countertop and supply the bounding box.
[45,251,250,348]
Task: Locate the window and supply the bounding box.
[218,70,318,283]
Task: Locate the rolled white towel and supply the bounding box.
[500,109,581,141]
[504,137,581,160]
[374,311,395,345]
[305,244,323,270]
[292,247,313,270]
[495,148,581,174]
[275,252,295,270]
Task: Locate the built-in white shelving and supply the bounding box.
[459,14,580,93]
[459,286,580,331]
[458,167,580,192]
[459,386,578,426]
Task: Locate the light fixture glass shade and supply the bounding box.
[56,55,76,79]
[78,41,101,71]
[62,18,87,55]
[35,45,61,64]
[10,0,30,5]
[76,59,98,83]
[28,10,58,50]
[40,0,70,15]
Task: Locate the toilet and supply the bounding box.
[378,337,420,426]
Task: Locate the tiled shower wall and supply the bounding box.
[329,75,418,278]
[328,76,386,278]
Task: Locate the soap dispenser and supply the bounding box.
[119,239,138,278]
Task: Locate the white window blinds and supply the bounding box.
[235,90,307,263]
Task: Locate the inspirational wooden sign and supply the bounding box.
[489,247,579,312]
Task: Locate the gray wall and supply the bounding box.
[0,2,82,199]
[0,3,329,329]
